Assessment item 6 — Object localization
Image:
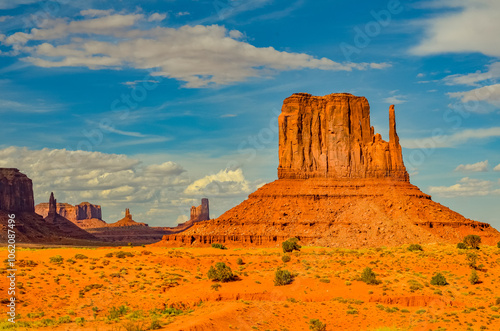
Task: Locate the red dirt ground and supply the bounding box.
[1,243,500,330]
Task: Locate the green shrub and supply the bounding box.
[75,317,85,326]
[115,251,134,258]
[211,243,227,250]
[107,305,129,320]
[497,241,500,249]
[282,237,301,253]
[466,252,478,269]
[463,235,481,249]
[49,255,64,264]
[149,320,162,330]
[163,307,183,316]
[407,244,423,252]
[282,255,291,263]
[407,279,423,292]
[122,321,147,331]
[105,252,113,258]
[74,254,88,260]
[309,318,326,331]
[469,270,479,285]
[360,267,381,285]
[430,273,447,286]
[236,258,244,265]
[274,269,293,286]
[207,262,234,282]
[457,242,467,249]
[58,315,71,324]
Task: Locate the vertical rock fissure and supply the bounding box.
[278,93,408,181]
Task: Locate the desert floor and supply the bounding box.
[1,243,500,330]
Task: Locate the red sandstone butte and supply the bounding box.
[87,208,169,244]
[107,208,148,227]
[278,93,408,181]
[190,198,210,223]
[35,201,106,228]
[154,93,500,248]
[154,198,211,234]
[42,192,97,240]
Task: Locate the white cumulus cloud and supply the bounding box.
[0,146,192,225]
[80,9,115,18]
[383,95,406,105]
[454,160,489,172]
[148,13,167,22]
[184,168,253,196]
[401,127,500,149]
[443,62,500,86]
[429,177,499,198]
[448,84,500,106]
[1,13,389,88]
[411,0,500,57]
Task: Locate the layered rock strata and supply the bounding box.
[278,94,408,181]
[154,93,500,248]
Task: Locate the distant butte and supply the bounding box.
[107,208,148,227]
[35,200,106,228]
[42,192,98,240]
[155,93,500,248]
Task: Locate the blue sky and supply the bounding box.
[0,0,499,228]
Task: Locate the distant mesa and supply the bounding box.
[35,200,106,228]
[155,93,500,248]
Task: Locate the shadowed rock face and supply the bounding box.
[0,175,98,243]
[154,93,500,248]
[278,93,408,180]
[0,168,35,212]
